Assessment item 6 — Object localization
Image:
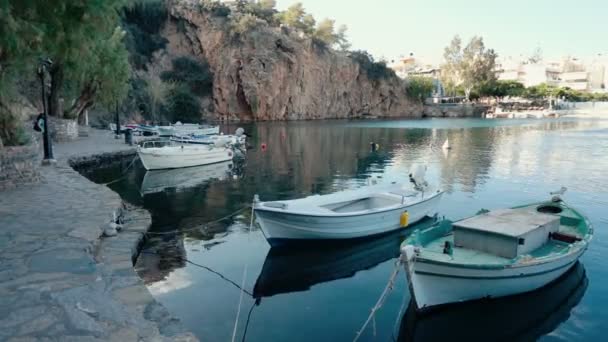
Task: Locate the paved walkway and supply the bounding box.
[0,129,197,341]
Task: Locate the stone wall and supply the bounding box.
[423,104,490,118]
[49,117,78,142]
[0,133,41,191]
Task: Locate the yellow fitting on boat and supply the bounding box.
[400,211,409,227]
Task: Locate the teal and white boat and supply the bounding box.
[400,197,593,311]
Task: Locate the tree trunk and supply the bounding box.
[464,87,472,102]
[66,82,98,121]
[49,63,64,117]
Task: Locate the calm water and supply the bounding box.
[84,118,608,341]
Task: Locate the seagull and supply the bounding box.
[550,187,568,196]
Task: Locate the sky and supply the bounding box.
[276,0,608,65]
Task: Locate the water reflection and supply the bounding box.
[397,262,588,342]
[140,161,234,195]
[78,118,608,341]
[253,216,437,299]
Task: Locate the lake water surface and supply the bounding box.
[84,118,608,341]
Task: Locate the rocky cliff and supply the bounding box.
[162,1,421,121]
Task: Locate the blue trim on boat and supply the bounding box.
[414,260,577,280]
[254,191,443,218]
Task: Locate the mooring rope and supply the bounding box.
[353,259,402,342]
[231,201,256,342]
[139,251,254,297]
[101,155,139,186]
[143,205,250,236]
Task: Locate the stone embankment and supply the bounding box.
[0,129,197,341]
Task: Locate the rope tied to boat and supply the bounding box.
[143,205,250,236]
[101,155,139,186]
[231,198,256,342]
[353,259,403,342]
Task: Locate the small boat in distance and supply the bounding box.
[137,141,234,170]
[400,195,593,312]
[254,170,443,245]
[158,122,219,137]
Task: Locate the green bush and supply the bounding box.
[199,1,231,17]
[160,57,213,96]
[166,85,201,123]
[405,76,434,103]
[349,50,396,82]
[121,1,168,69]
[0,110,30,147]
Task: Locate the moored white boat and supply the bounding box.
[158,123,219,137]
[400,197,593,312]
[170,133,246,146]
[254,180,443,245]
[137,141,234,170]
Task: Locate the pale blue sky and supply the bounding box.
[276,0,607,64]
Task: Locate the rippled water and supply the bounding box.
[84,118,608,341]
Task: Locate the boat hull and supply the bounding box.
[158,125,220,137]
[403,245,586,311]
[137,146,233,170]
[255,192,442,244]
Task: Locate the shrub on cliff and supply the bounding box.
[122,1,169,69]
[160,57,213,96]
[199,0,231,17]
[165,85,201,123]
[349,51,396,82]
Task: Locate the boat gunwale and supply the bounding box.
[402,200,593,270]
[254,190,443,218]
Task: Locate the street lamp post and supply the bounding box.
[114,103,120,139]
[37,59,55,163]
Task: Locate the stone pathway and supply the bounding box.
[0,129,197,341]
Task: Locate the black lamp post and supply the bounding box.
[114,103,120,138]
[37,58,54,162]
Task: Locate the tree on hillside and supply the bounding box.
[1,0,131,122]
[313,19,336,45]
[441,35,497,101]
[276,3,306,30]
[301,14,316,35]
[336,24,351,51]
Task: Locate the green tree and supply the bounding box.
[301,14,316,35]
[166,85,201,123]
[12,0,130,119]
[276,3,306,30]
[335,24,350,51]
[441,35,497,101]
[406,76,434,103]
[313,18,336,46]
[143,69,173,123]
[160,56,213,95]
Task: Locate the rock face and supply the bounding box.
[165,2,422,121]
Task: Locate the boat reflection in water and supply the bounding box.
[397,262,588,342]
[140,161,234,195]
[253,216,438,299]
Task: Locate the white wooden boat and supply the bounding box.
[140,161,232,194]
[253,216,438,298]
[400,197,593,312]
[254,182,443,245]
[170,133,246,146]
[397,261,587,341]
[137,141,234,170]
[158,123,219,137]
